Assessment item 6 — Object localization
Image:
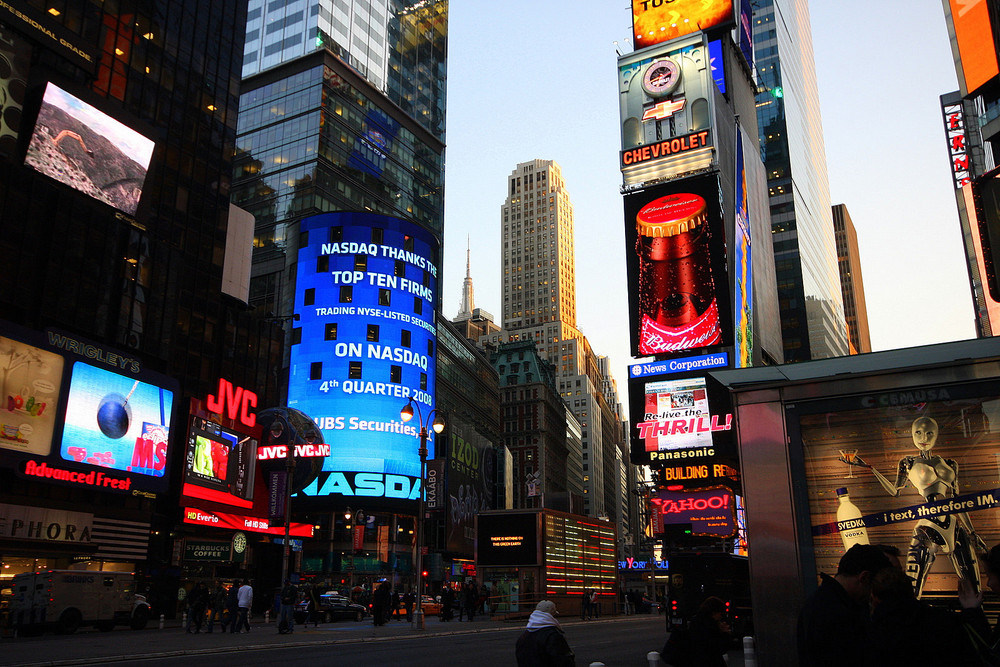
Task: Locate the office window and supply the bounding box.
[310,362,322,380]
[324,323,337,340]
[304,288,315,306]
[367,324,379,341]
[340,286,353,303]
[401,329,411,347]
[390,365,402,383]
[348,361,362,379]
[379,289,391,306]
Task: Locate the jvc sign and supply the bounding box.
[206,378,258,428]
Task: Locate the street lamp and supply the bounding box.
[399,397,444,630]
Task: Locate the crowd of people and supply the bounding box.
[182,579,253,634]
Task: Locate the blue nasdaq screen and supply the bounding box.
[288,212,439,502]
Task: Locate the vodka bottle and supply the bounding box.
[836,487,869,549]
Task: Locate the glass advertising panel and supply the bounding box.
[182,415,257,509]
[0,22,31,159]
[445,423,495,555]
[24,83,154,215]
[623,174,731,358]
[628,371,734,466]
[289,212,439,506]
[476,512,539,567]
[0,335,63,455]
[796,380,1000,598]
[632,0,735,51]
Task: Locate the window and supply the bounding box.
[413,298,422,314]
[324,323,337,340]
[310,362,322,380]
[390,365,402,383]
[317,255,329,272]
[401,330,411,347]
[367,324,380,342]
[339,286,353,303]
[371,227,384,244]
[355,254,367,272]
[304,288,315,306]
[348,361,362,379]
[379,289,391,306]
[394,260,405,277]
[420,373,427,390]
[404,235,414,251]
[427,340,434,357]
[291,327,301,345]
[329,226,343,242]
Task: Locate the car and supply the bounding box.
[295,592,369,623]
[418,595,442,616]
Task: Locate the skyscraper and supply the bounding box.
[498,159,627,525]
[832,204,871,354]
[753,0,849,361]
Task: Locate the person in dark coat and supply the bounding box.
[462,582,478,621]
[440,585,455,621]
[965,543,1000,648]
[225,581,240,633]
[206,581,227,633]
[185,582,207,633]
[515,600,575,666]
[796,544,894,666]
[402,588,415,622]
[372,581,391,626]
[685,596,733,667]
[865,566,980,666]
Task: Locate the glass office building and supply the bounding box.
[753,0,849,361]
[232,1,447,319]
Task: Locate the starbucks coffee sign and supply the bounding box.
[183,539,244,562]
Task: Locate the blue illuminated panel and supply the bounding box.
[288,212,439,501]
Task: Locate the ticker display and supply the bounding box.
[289,212,439,504]
[632,0,734,51]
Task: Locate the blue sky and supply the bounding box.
[440,0,972,397]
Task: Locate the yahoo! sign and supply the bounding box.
[650,486,735,537]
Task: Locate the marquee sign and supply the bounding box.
[650,485,736,537]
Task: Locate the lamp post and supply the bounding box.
[399,397,444,631]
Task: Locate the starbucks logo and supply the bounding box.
[232,531,247,554]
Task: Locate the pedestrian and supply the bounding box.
[515,600,575,666]
[225,580,240,633]
[236,578,253,634]
[463,582,478,622]
[440,585,455,621]
[866,565,981,666]
[206,581,227,633]
[796,543,894,665]
[372,580,390,626]
[680,596,734,667]
[185,582,207,634]
[580,588,590,621]
[402,588,415,622]
[278,578,296,634]
[305,585,321,627]
[390,588,402,620]
[479,584,490,615]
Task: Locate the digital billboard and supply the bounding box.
[623,174,731,358]
[619,35,715,185]
[0,335,64,455]
[182,412,257,509]
[793,380,1000,599]
[288,212,439,505]
[650,486,737,537]
[24,83,154,215]
[476,511,540,567]
[0,22,31,159]
[632,0,734,51]
[628,371,734,465]
[948,0,999,95]
[734,127,753,367]
[445,424,496,554]
[0,323,179,495]
[60,362,173,478]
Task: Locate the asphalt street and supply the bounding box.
[0,613,749,666]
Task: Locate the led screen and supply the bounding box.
[651,486,736,537]
[24,83,154,215]
[59,361,173,478]
[628,371,734,465]
[632,0,734,51]
[289,212,439,504]
[795,381,1000,599]
[182,416,256,509]
[623,175,731,357]
[476,512,539,567]
[734,128,753,367]
[0,335,63,455]
[949,0,999,94]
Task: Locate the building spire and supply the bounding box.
[456,235,475,320]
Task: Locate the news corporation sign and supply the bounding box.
[630,352,728,379]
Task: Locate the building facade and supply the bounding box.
[753,0,849,361]
[832,204,871,354]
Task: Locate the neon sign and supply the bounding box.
[256,443,331,460]
[620,130,710,168]
[642,99,685,121]
[206,378,258,428]
[942,101,971,190]
[650,486,736,537]
[619,557,669,570]
[23,459,133,491]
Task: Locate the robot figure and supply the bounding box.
[847,416,987,597]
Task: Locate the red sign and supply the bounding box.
[206,378,258,428]
[620,130,710,169]
[256,443,331,460]
[650,486,735,537]
[22,459,133,492]
[182,507,313,537]
[942,102,971,189]
[352,524,365,551]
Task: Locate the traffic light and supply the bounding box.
[771,86,783,98]
[422,570,428,578]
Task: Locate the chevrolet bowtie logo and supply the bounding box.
[642,99,685,121]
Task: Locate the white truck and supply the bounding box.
[10,570,151,635]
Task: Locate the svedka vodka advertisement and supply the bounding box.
[288,212,439,506]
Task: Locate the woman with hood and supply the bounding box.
[515,600,575,666]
